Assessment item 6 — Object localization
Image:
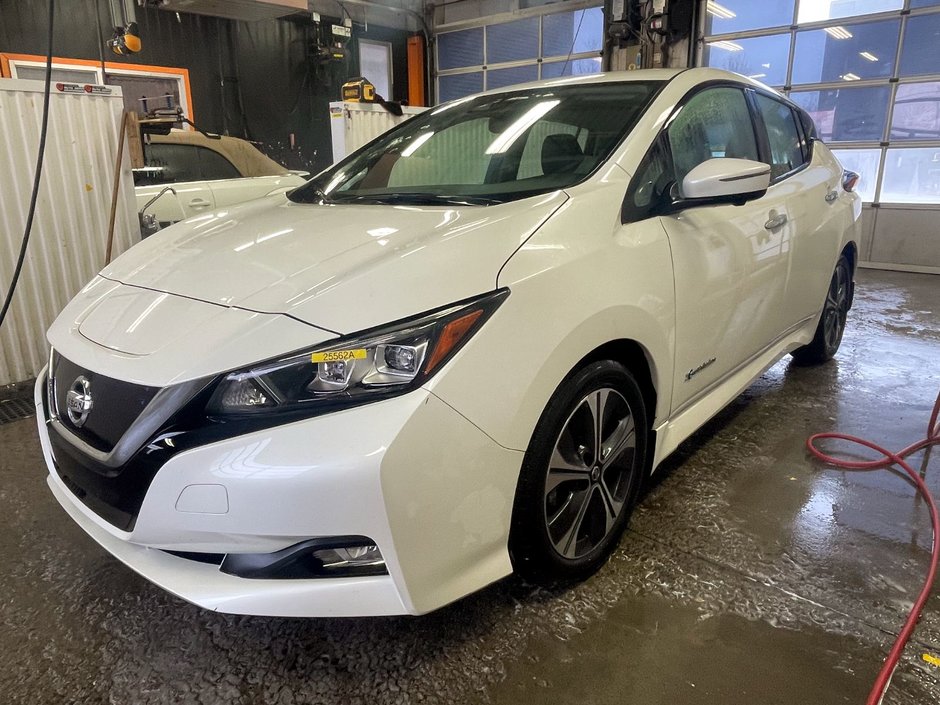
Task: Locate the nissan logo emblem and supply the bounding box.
[65,376,93,428]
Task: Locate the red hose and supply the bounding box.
[807,390,940,705]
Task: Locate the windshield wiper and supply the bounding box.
[334,193,503,206]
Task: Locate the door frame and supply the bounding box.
[0,52,195,124]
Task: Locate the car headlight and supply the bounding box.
[207,290,508,416]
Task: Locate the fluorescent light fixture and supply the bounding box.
[710,40,743,52]
[842,72,861,81]
[824,26,853,40]
[485,100,560,154]
[401,131,434,157]
[859,51,878,62]
[706,1,736,19]
[748,73,767,79]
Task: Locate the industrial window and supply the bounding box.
[699,1,940,205]
[435,4,603,103]
[0,53,195,124]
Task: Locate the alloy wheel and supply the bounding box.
[543,387,638,560]
[823,263,849,351]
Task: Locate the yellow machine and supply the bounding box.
[342,77,377,103]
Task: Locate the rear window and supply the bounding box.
[134,143,241,186]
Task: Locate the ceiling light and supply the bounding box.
[842,73,861,81]
[710,40,743,52]
[824,26,853,40]
[748,73,767,79]
[706,1,737,19]
[859,51,878,62]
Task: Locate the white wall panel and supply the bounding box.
[329,101,426,162]
[0,79,138,385]
[867,207,940,271]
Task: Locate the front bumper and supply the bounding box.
[36,372,523,616]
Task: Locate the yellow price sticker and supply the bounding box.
[923,653,940,668]
[311,349,367,363]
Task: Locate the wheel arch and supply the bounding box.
[840,240,858,307]
[573,339,658,431]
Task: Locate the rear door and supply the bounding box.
[135,142,224,221]
[751,93,842,325]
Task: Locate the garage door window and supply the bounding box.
[789,86,891,142]
[435,5,603,102]
[700,0,940,204]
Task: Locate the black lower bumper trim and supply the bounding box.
[215,536,387,580]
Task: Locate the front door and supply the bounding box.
[626,86,791,414]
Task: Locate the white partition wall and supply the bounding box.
[329,101,426,162]
[0,79,139,385]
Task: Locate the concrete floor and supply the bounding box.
[1,268,939,705]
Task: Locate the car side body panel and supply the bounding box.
[427,165,676,450]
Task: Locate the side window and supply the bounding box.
[666,87,759,187]
[754,94,806,179]
[196,148,242,181]
[625,137,673,221]
[624,87,759,221]
[139,143,241,185]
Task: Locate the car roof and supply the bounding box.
[474,67,775,98]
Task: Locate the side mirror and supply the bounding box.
[664,158,771,213]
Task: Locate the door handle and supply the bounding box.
[764,213,788,230]
[825,190,838,203]
[188,197,212,209]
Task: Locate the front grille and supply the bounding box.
[48,426,152,530]
[50,352,160,452]
[44,353,172,531]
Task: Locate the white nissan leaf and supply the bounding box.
[36,68,861,617]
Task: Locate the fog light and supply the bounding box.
[313,543,384,570]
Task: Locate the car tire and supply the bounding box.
[791,254,852,365]
[509,360,648,583]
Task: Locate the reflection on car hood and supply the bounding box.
[101,193,567,333]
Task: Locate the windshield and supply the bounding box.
[290,81,664,206]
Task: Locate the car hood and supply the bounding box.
[101,192,568,334]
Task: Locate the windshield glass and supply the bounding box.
[290,81,664,206]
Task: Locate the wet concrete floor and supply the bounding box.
[1,268,939,704]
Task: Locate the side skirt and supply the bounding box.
[650,315,816,471]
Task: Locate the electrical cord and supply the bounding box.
[0,0,54,331]
[807,389,940,705]
[558,8,587,77]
